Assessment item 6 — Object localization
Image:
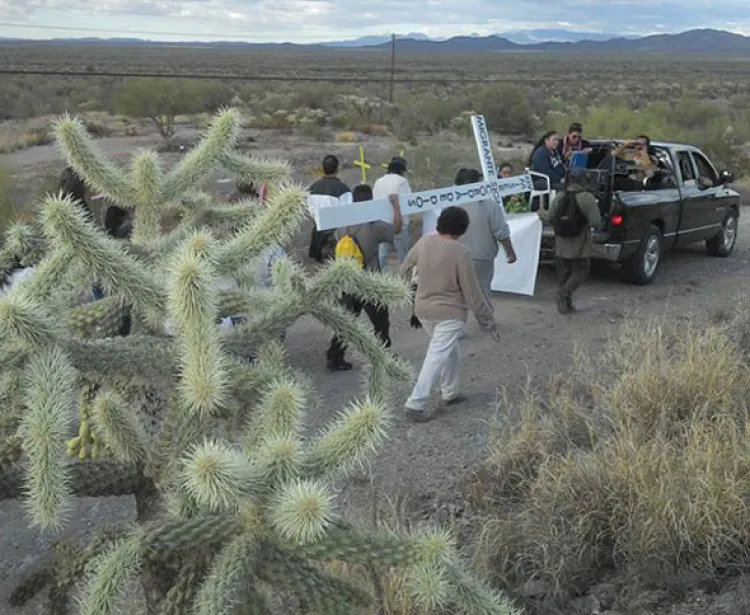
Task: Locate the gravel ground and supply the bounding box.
[2,128,749,613]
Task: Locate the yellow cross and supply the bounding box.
[382,151,406,170]
[353,146,371,184]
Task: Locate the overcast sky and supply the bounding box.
[1,0,749,42]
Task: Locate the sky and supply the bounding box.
[1,0,749,43]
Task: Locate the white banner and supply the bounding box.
[491,213,542,296]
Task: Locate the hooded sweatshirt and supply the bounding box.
[531,146,565,190]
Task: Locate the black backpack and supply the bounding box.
[553,192,588,238]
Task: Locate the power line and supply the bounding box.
[0,21,353,42]
[0,67,588,83]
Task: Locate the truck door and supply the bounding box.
[690,150,728,239]
[674,150,720,245]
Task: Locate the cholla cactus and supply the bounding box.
[0,108,517,615]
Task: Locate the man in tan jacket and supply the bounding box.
[400,206,499,422]
[538,174,601,314]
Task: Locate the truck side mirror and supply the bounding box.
[719,170,734,185]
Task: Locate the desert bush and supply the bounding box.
[112,78,221,138]
[298,120,330,141]
[472,317,750,606]
[0,108,517,615]
[470,86,539,138]
[406,141,481,191]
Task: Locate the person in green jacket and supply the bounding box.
[537,174,601,314]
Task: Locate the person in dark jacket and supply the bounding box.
[530,131,565,191]
[308,155,351,263]
[537,171,601,315]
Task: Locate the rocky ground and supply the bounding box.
[2,124,750,614]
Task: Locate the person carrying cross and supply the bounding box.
[374,156,413,270]
[308,155,352,263]
[455,168,518,305]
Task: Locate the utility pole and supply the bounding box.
[388,34,396,104]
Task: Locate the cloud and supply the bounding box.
[2,0,749,41]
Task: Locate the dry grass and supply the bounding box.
[0,113,148,154]
[471,314,750,607]
[335,131,358,143]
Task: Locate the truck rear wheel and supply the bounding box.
[622,224,662,285]
[706,209,738,257]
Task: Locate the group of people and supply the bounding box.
[307,151,602,421]
[1,151,604,424]
[529,122,659,193]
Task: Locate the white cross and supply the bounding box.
[311,114,538,232]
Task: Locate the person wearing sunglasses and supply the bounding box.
[559,122,592,165]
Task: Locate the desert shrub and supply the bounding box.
[112,78,223,138]
[472,317,750,605]
[469,86,538,138]
[298,120,330,141]
[0,108,517,615]
[289,83,340,112]
[406,141,480,191]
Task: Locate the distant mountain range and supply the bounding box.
[2,28,749,54]
[320,29,636,47]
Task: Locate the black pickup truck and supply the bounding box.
[541,140,741,284]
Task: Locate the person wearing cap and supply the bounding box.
[374,156,413,269]
[558,123,592,165]
[308,155,352,263]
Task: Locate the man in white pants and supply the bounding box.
[374,156,412,269]
[400,206,499,422]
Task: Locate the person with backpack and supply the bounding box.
[537,171,601,314]
[325,184,403,372]
[308,155,352,263]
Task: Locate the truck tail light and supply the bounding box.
[611,214,624,227]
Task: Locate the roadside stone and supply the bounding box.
[571,594,601,614]
[519,578,551,598]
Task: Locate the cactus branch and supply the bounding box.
[192,534,258,615]
[54,115,134,205]
[20,347,76,528]
[78,530,145,615]
[161,108,240,201]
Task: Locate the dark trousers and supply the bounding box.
[327,294,391,363]
[556,257,590,302]
[309,228,335,263]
